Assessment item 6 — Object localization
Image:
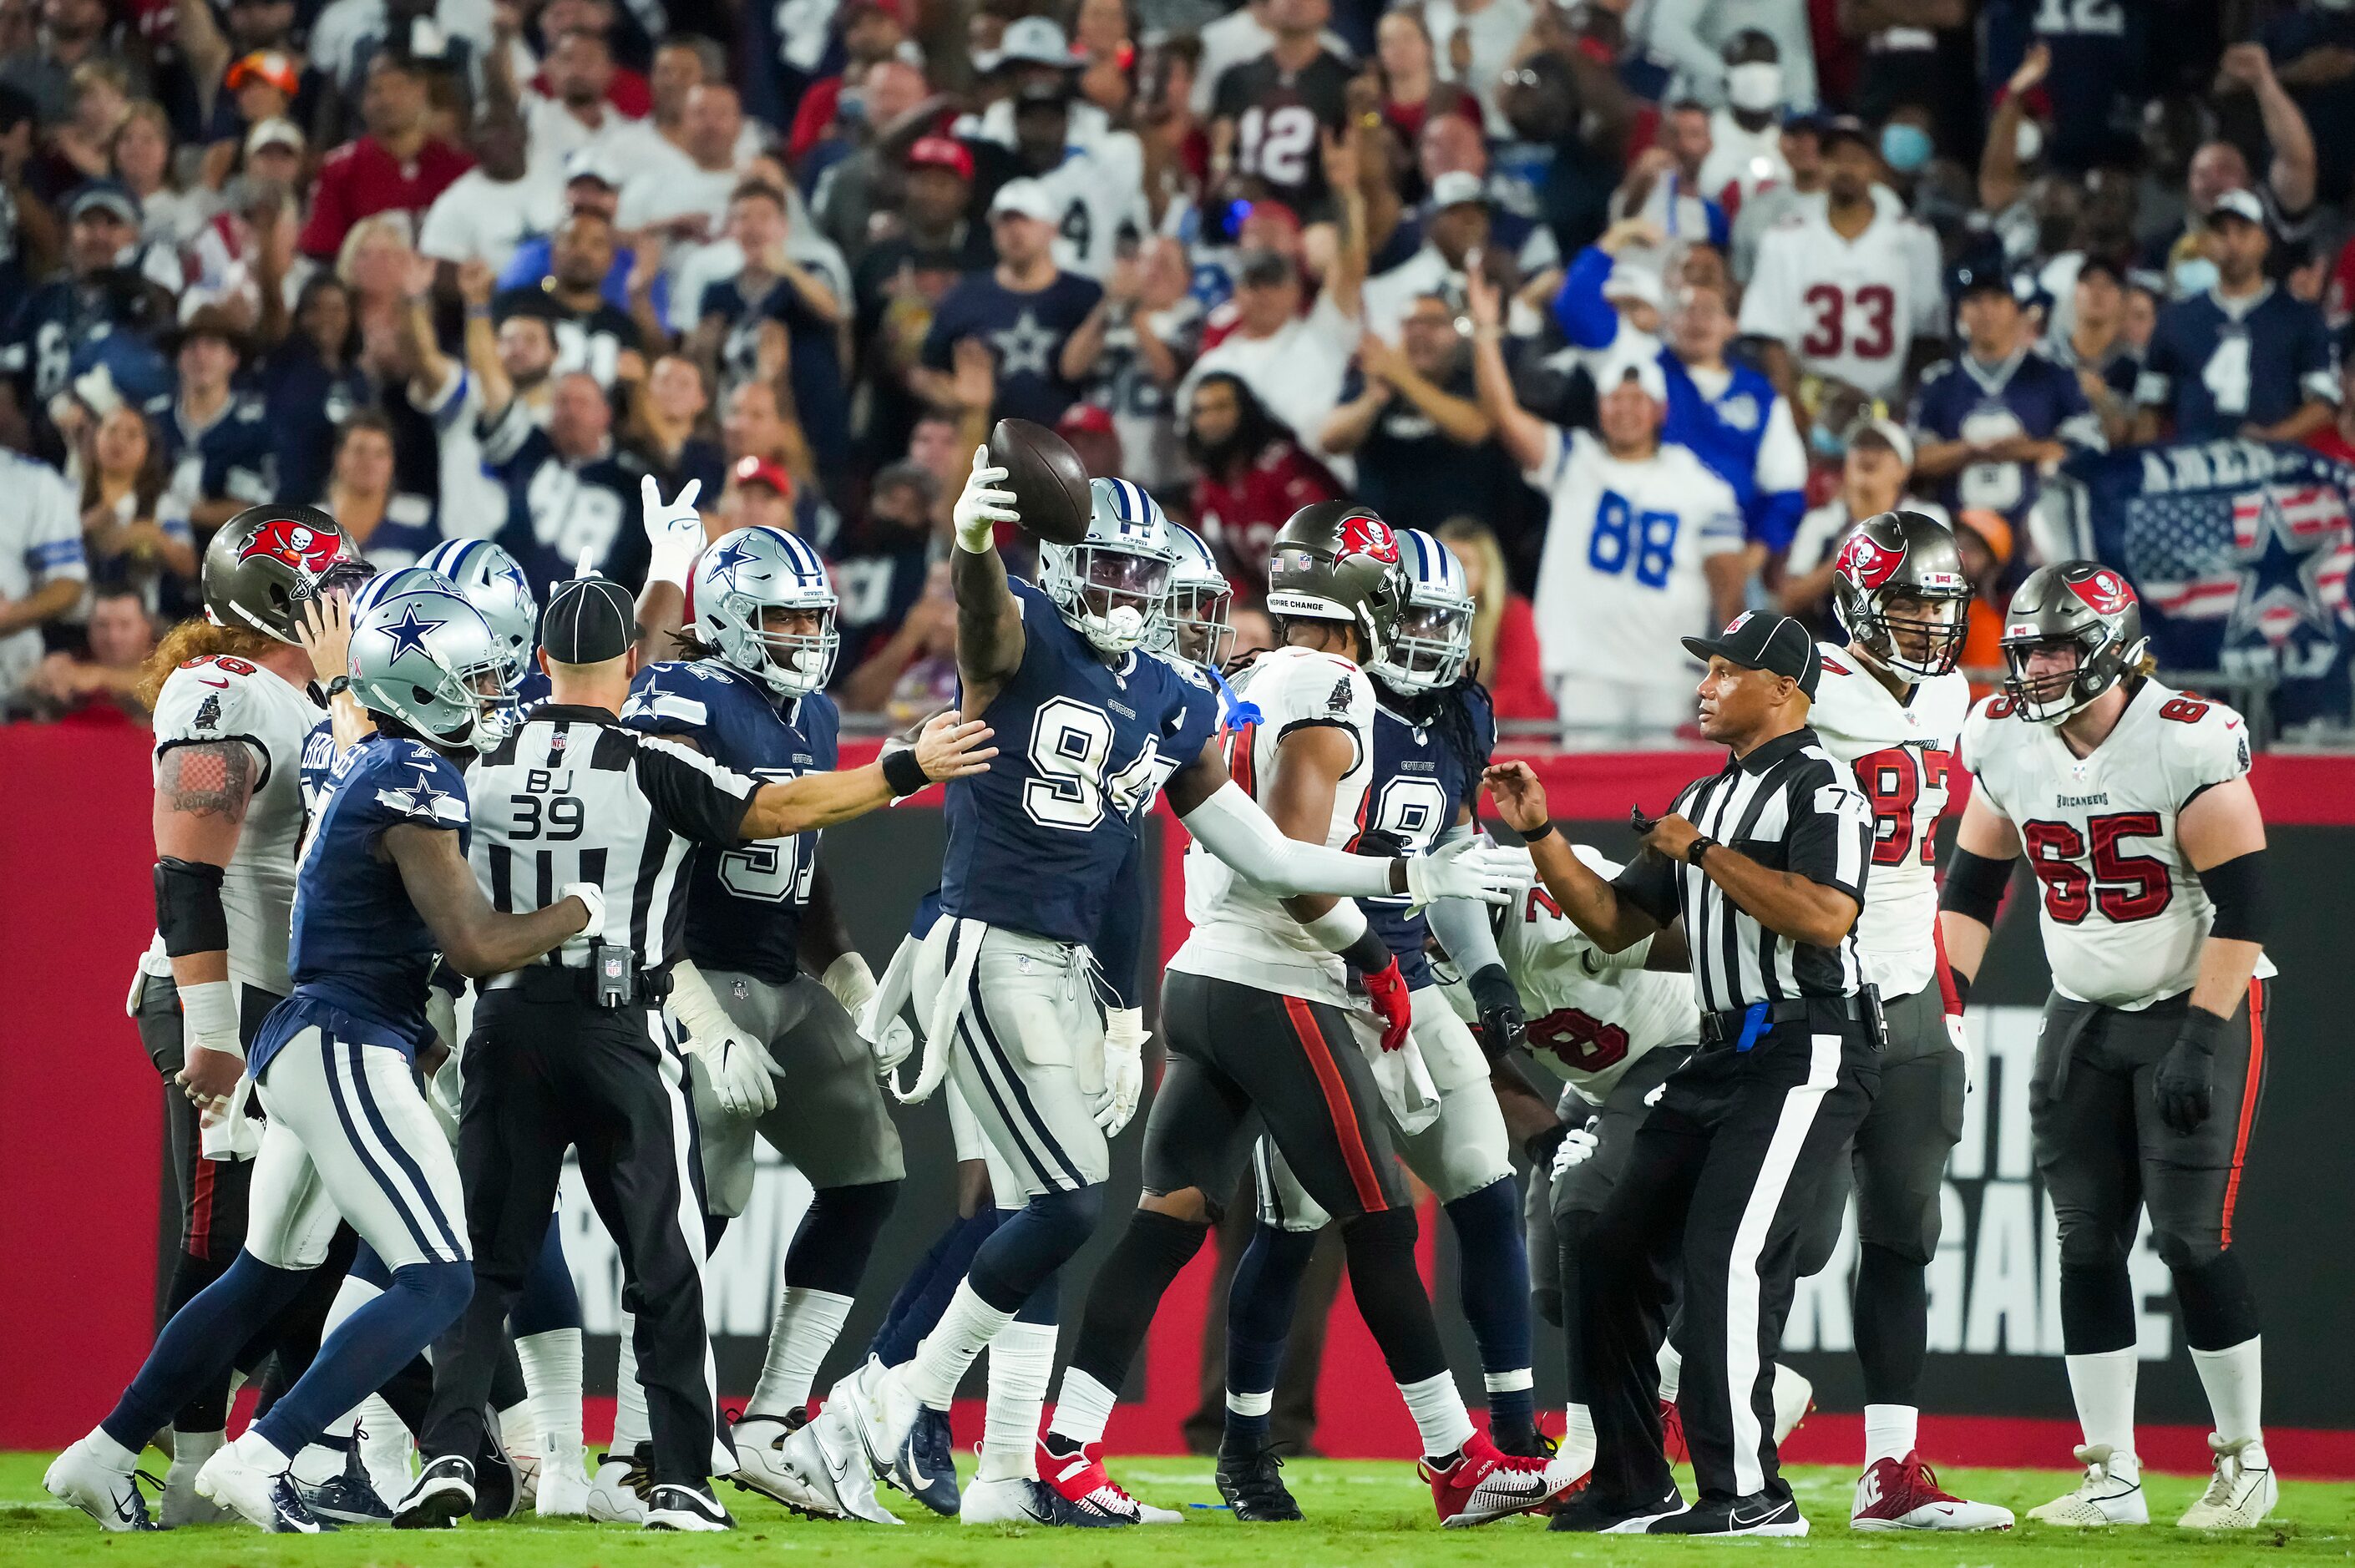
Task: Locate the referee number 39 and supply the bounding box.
[509,769,584,841]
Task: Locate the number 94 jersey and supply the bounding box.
[1957,680,2276,1010]
[1806,646,1971,999]
[943,579,1221,947]
[622,659,839,984]
[1358,684,1496,988]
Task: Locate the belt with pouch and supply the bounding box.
[482,953,672,1008]
[1697,987,1886,1053]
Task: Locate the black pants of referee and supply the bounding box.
[422,978,718,1487]
[1582,1009,1878,1510]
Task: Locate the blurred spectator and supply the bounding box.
[2265,0,2355,204]
[261,273,368,504]
[523,26,650,184]
[1,0,128,125]
[625,350,725,498]
[1091,235,1197,491]
[1322,291,1512,535]
[417,98,555,276]
[1420,0,1532,137]
[1948,506,2013,692]
[1186,368,1340,581]
[1608,105,1729,266]
[1056,399,1123,478]
[831,457,939,675]
[1642,0,1816,112]
[1361,169,1492,342]
[618,81,752,253]
[0,444,87,709]
[2134,190,2337,445]
[719,451,795,534]
[74,400,190,611]
[479,367,644,594]
[18,580,152,721]
[1208,0,1353,217]
[1009,77,1150,285]
[1370,8,1476,158]
[1228,601,1276,656]
[840,555,955,718]
[5,181,171,427]
[322,407,441,568]
[1696,32,1792,216]
[686,178,847,471]
[1780,416,1946,620]
[785,0,913,167]
[155,305,274,531]
[1729,110,1821,284]
[1492,48,1636,279]
[918,178,1103,427]
[977,17,1116,154]
[110,100,205,250]
[499,153,651,311]
[2045,254,2141,446]
[494,210,648,388]
[298,53,471,260]
[2308,357,2355,466]
[807,58,938,263]
[2138,46,2316,296]
[1436,513,1547,722]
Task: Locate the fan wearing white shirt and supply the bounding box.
[1695,31,1791,217]
[1779,418,1948,617]
[417,106,560,276]
[522,27,660,185]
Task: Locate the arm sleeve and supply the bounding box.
[1094,837,1146,1009]
[1551,245,1623,350]
[1177,780,1397,898]
[633,735,758,847]
[1611,846,1681,925]
[1785,769,1872,905]
[1423,823,1507,975]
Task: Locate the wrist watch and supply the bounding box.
[324,675,352,699]
[1686,835,1716,867]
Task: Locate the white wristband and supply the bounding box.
[180,979,243,1059]
[1301,899,1369,952]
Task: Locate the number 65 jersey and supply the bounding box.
[1956,680,2276,1011]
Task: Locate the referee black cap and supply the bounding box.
[1684,611,1821,699]
[541,574,635,665]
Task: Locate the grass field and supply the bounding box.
[1,1450,2347,1566]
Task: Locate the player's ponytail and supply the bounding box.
[138,618,280,710]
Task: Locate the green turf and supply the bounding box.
[0,1449,2343,1566]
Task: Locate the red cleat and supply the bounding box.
[1036,1439,1180,1524]
[1659,1399,1689,1464]
[1425,1431,1585,1528]
[1851,1454,2015,1531]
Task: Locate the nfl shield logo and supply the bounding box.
[602,952,625,981]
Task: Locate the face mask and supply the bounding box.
[2014,119,2044,166]
[1880,122,1932,174]
[1724,61,1782,113]
[2172,255,2221,297]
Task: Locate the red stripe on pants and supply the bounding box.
[188,1149,216,1258]
[2219,977,2265,1248]
[1281,994,1388,1215]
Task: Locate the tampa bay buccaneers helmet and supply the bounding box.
[1831,510,1971,680]
[1999,561,2150,724]
[203,503,360,642]
[1265,502,1408,662]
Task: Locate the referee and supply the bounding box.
[1484,612,1878,1539]
[404,575,994,1533]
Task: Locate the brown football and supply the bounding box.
[989,417,1093,545]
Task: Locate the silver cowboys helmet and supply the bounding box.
[1831,509,1972,680]
[1150,520,1234,667]
[417,539,538,690]
[1039,478,1180,655]
[347,574,519,754]
[1999,560,2150,725]
[1370,529,1475,693]
[691,525,839,696]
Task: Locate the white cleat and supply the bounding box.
[535,1444,593,1518]
[732,1414,837,1515]
[586,1447,651,1525]
[1771,1367,1814,1443]
[2027,1444,2148,1526]
[1848,1452,2013,1530]
[960,1474,1129,1527]
[195,1443,332,1532]
[834,1357,920,1486]
[2179,1436,2278,1529]
[777,1402,903,1524]
[357,1415,415,1505]
[43,1439,158,1531]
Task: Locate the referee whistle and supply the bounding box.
[1629,804,1659,836]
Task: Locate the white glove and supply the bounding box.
[424,1050,463,1144]
[952,445,1019,552]
[559,880,606,962]
[641,475,706,589]
[1551,1124,1599,1181]
[1947,1010,1978,1095]
[1094,1007,1147,1136]
[1403,837,1535,908]
[821,952,877,1018]
[869,1014,915,1077]
[708,1034,782,1118]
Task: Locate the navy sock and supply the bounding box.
[869,1209,1003,1368]
[253,1261,473,1459]
[1446,1177,1535,1440]
[785,1180,899,1297]
[1224,1224,1317,1454]
[103,1252,311,1453]
[510,1218,580,1338]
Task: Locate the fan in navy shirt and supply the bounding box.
[2135,193,2338,445]
[695,182,850,478]
[919,179,1103,427]
[478,370,651,597]
[829,463,939,676]
[150,309,276,530]
[1911,265,2103,532]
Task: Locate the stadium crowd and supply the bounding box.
[0,0,2343,733]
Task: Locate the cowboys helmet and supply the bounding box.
[1151,521,1234,667]
[417,539,538,689]
[347,574,520,754]
[691,525,839,696]
[1999,561,2149,725]
[1266,501,1408,662]
[204,503,357,641]
[1831,510,1972,680]
[1370,529,1475,693]
[1039,478,1180,655]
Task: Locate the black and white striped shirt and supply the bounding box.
[468,705,757,970]
[1613,726,1873,1014]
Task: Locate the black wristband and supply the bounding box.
[1686,835,1715,867]
[1951,969,1973,1010]
[1525,1122,1569,1171]
[1520,820,1555,842]
[2176,1004,2230,1057]
[1340,926,1395,974]
[880,746,929,798]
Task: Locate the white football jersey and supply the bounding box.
[1957,680,2276,1009]
[1472,846,1699,1100]
[1527,428,1745,689]
[1738,205,1945,402]
[146,653,322,995]
[1807,645,1972,999]
[1034,133,1151,283]
[1172,645,1375,1007]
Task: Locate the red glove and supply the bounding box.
[1360,955,1413,1054]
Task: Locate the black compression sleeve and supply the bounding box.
[2196,850,2268,943]
[1340,927,1395,974]
[1939,847,2012,926]
[154,857,229,956]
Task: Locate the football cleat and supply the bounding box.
[1038,1438,1181,1524]
[1850,1452,2013,1530]
[778,1399,903,1523]
[2178,1436,2277,1529]
[960,1474,1127,1526]
[902,1405,964,1516]
[1773,1366,1815,1442]
[43,1439,160,1531]
[1214,1442,1303,1521]
[1642,1489,1808,1536]
[833,1356,921,1492]
[645,1481,734,1531]
[2027,1444,2148,1526]
[732,1410,836,1516]
[196,1444,335,1533]
[1659,1399,1689,1464]
[390,1454,475,1530]
[534,1444,592,1519]
[297,1439,394,1525]
[1425,1430,1584,1527]
[468,1434,517,1521]
[586,1446,652,1525]
[1550,1482,1682,1533]
[357,1413,415,1505]
[504,1444,540,1512]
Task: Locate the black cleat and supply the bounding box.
[392,1456,476,1529]
[646,1481,735,1531]
[469,1432,517,1521]
[1491,1424,1559,1460]
[1643,1488,1807,1536]
[1549,1481,1682,1533]
[297,1440,392,1525]
[1215,1444,1304,1522]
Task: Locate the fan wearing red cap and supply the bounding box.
[726,453,798,535]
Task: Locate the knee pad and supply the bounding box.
[2056,1222,2130,1274]
[2152,1222,2223,1275]
[2173,1251,2260,1353]
[2059,1261,2137,1354]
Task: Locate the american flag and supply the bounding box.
[2128,483,2352,640]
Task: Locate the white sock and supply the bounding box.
[1398,1371,1476,1459]
[1862,1404,1917,1466]
[1562,1404,1595,1476]
[2190,1336,2266,1454]
[518,1328,584,1462]
[904,1281,1015,1414]
[229,1430,290,1473]
[497,1400,537,1461]
[980,1322,1057,1483]
[290,1439,347,1488]
[2064,1348,2139,1474]
[610,1309,651,1455]
[1048,1367,1120,1449]
[747,1287,855,1419]
[1655,1340,1682,1404]
[170,1429,223,1476]
[86,1428,141,1474]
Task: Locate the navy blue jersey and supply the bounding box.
[1354,681,1496,989]
[256,733,470,1074]
[261,346,372,503]
[153,392,278,511]
[3,271,162,405]
[940,579,1220,945]
[920,271,1103,427]
[620,659,841,984]
[2137,286,2338,443]
[1983,0,2147,170]
[297,714,337,827]
[479,411,651,598]
[698,274,849,473]
[1909,349,2099,529]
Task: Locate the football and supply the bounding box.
[989,417,1092,545]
